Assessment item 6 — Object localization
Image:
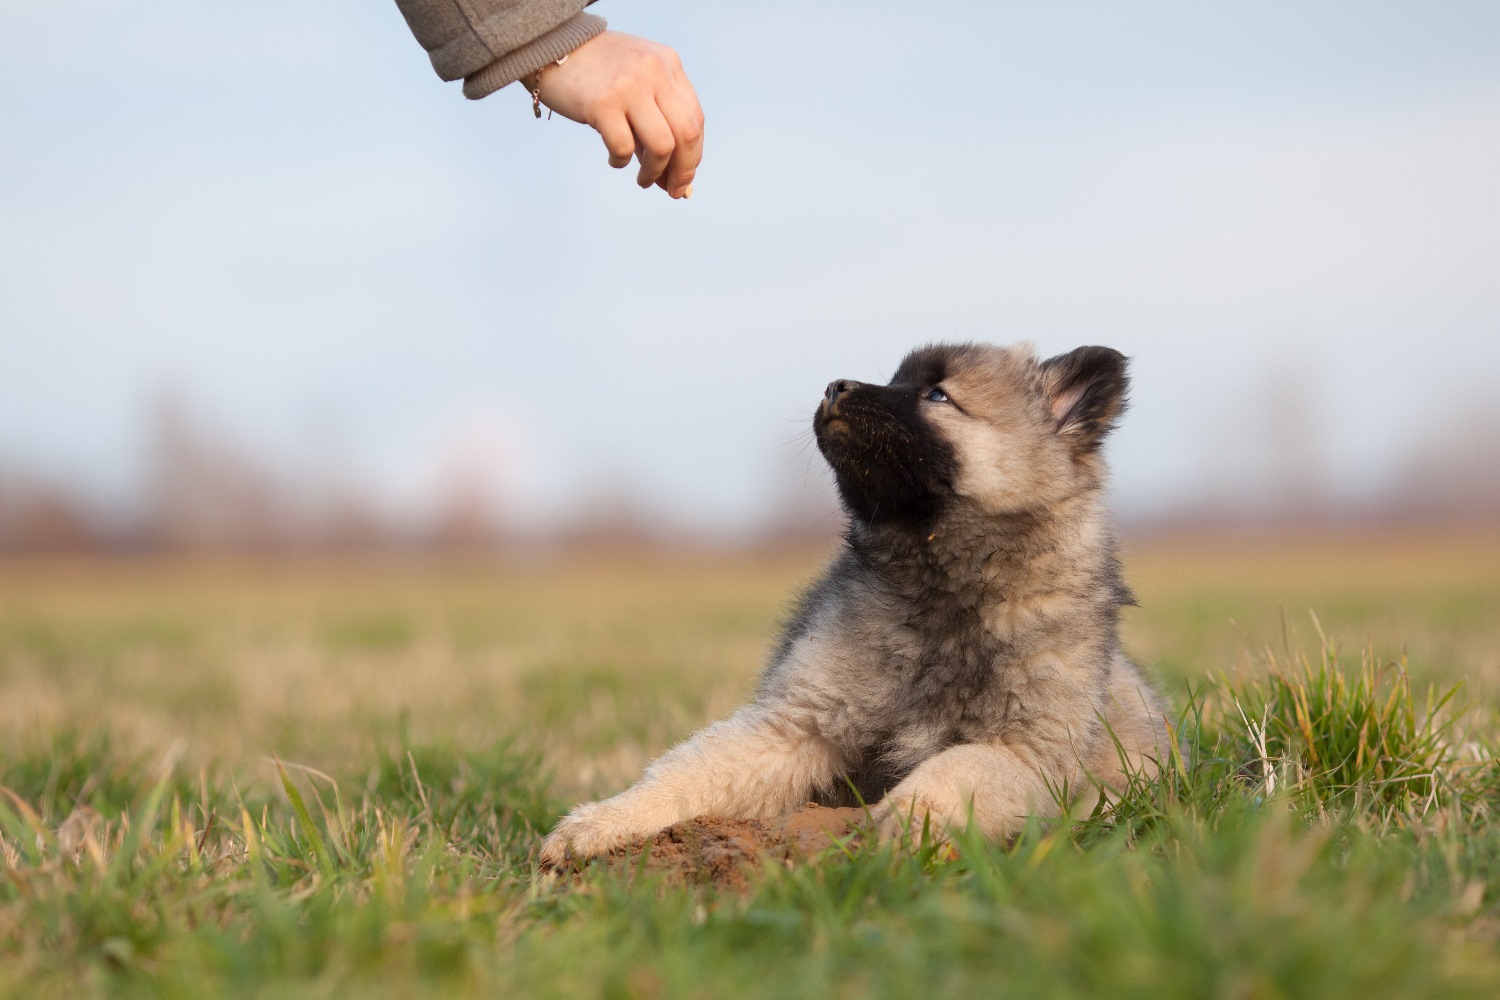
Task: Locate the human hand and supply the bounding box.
[526,31,704,199]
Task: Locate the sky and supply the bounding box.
[1,1,1497,535]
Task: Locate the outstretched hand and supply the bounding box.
[526,31,704,200]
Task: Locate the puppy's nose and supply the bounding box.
[825,379,855,405]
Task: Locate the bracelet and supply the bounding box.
[530,54,569,120]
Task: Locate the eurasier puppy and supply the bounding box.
[540,343,1168,866]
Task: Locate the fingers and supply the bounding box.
[595,101,693,194]
[561,33,704,197]
[655,87,704,199]
[593,110,635,169]
[627,102,675,190]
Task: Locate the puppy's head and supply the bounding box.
[813,343,1128,527]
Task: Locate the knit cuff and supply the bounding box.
[463,12,607,100]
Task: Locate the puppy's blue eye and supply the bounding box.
[924,387,949,403]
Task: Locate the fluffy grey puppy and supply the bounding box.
[539,342,1168,866]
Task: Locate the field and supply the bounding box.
[2,531,1499,998]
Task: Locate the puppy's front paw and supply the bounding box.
[874,794,952,849]
[538,801,631,870]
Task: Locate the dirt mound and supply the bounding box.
[600,804,871,890]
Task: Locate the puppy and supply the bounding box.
[539,343,1168,866]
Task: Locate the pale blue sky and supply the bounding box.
[2,2,1497,532]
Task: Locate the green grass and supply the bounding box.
[2,539,1499,998]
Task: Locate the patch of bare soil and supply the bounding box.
[598,804,871,890]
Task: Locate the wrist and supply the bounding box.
[525,55,569,119]
[462,11,606,101]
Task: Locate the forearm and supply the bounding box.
[394,0,606,97]
[540,707,839,864]
[626,708,838,819]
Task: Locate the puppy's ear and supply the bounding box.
[1039,346,1129,452]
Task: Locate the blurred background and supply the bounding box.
[2,0,1497,554]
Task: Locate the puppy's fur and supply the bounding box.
[539,343,1168,865]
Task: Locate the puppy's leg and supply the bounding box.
[1089,653,1171,789]
[539,705,839,867]
[875,742,1066,844]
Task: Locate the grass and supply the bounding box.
[2,533,1499,998]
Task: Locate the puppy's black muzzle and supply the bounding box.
[813,376,956,527]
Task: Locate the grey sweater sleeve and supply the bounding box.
[395,0,607,100]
